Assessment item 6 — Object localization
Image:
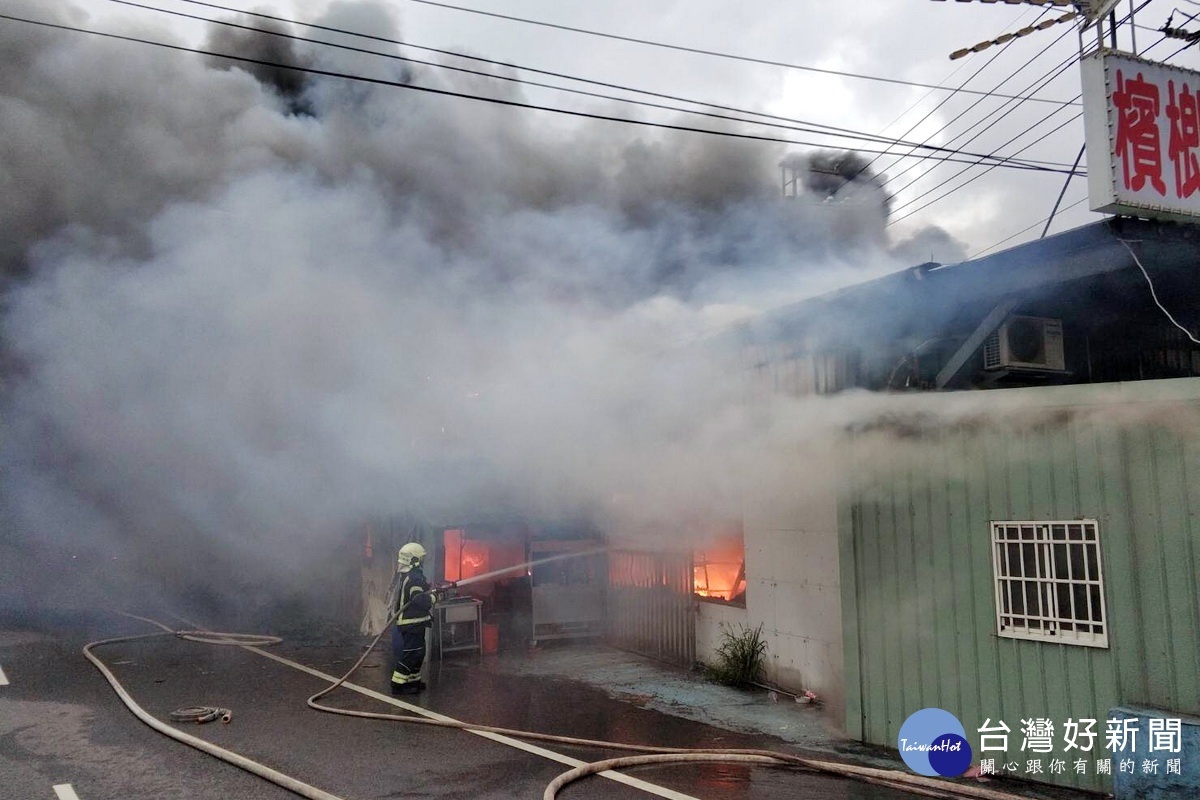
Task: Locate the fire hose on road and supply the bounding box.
[168,705,233,725]
[307,602,1032,800]
[84,619,343,800]
[87,603,1041,800]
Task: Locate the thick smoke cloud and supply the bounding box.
[0,0,963,618]
[204,16,315,115]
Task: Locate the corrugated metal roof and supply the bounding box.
[735,218,1200,348]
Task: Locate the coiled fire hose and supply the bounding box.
[89,608,1037,800]
[169,705,233,725]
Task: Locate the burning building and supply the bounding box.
[357,515,604,655]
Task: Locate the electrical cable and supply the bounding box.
[97,0,1077,170]
[60,3,1200,264]
[969,196,1088,257]
[889,107,1082,224]
[855,5,1051,185]
[162,0,1078,150]
[1118,238,1200,344]
[824,6,1083,213]
[962,27,1195,256]
[878,21,1083,191]
[881,0,1159,225]
[886,8,1152,219]
[884,26,1086,200]
[399,0,1079,107]
[899,0,1191,229]
[0,12,1083,175]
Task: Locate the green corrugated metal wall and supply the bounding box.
[840,383,1200,793]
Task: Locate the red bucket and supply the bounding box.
[481,623,500,655]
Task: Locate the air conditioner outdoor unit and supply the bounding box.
[983,316,1066,372]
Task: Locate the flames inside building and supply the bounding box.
[433,523,604,651]
[692,523,747,605]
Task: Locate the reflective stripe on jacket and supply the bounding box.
[396,569,433,626]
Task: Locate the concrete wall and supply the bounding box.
[742,473,844,726]
[695,599,748,665]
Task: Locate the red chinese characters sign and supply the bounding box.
[1083,51,1200,220]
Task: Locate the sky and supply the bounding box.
[1,0,1197,619]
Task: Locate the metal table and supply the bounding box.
[433,597,483,658]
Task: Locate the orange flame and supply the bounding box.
[693,533,745,601]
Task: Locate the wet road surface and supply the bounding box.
[0,608,972,800]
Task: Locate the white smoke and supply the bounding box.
[0,0,958,616]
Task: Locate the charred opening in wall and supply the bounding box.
[693,521,746,606]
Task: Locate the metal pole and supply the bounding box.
[1041,144,1086,239]
[1129,0,1137,54]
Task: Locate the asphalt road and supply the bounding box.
[0,608,932,800]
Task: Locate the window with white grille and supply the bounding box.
[990,521,1108,648]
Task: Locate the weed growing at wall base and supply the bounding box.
[706,622,767,687]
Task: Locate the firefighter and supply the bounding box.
[390,542,435,695]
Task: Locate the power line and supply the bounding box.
[880,0,1158,209]
[885,66,1081,211]
[883,6,1125,215]
[834,6,1077,203]
[1120,238,1200,343]
[889,108,1082,224]
[401,0,1080,107]
[102,0,1080,171]
[855,6,1048,183]
[877,18,1081,189]
[0,12,1084,175]
[955,26,1190,256]
[969,196,1088,258]
[887,73,1082,218]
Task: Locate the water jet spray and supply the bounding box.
[443,546,606,590]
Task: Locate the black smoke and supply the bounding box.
[205,16,315,115]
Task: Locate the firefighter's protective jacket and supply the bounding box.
[395,567,433,627]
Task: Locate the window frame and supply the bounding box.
[990,520,1109,648]
[692,549,747,608]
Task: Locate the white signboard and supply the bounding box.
[1082,50,1200,222]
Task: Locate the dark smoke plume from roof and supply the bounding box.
[204,15,316,115]
[0,0,965,620]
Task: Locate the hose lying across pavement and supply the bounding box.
[88,611,1037,800]
[84,616,344,800]
[306,611,1034,800]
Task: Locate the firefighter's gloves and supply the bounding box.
[429,581,458,604]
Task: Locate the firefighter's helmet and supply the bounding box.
[397,542,427,573]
